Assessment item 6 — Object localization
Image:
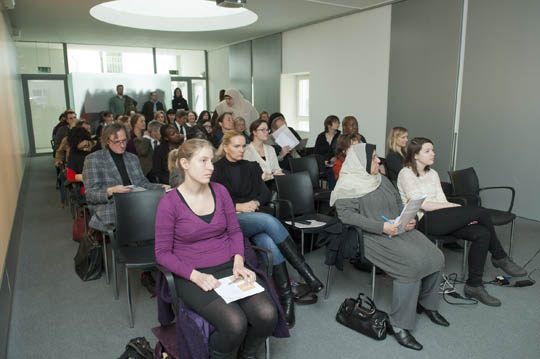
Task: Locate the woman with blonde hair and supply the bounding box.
[153,110,166,124]
[386,126,408,183]
[156,138,288,358]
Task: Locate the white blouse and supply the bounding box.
[244,143,284,179]
[397,167,448,219]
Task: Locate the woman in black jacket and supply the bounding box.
[314,115,340,189]
[211,131,323,329]
[385,126,408,184]
[172,88,189,111]
[151,125,181,184]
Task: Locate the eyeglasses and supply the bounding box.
[109,139,127,145]
[256,128,270,133]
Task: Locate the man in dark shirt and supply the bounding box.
[142,91,165,125]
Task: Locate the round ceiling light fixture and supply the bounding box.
[90,0,258,32]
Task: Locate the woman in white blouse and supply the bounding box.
[397,137,526,307]
[244,119,284,182]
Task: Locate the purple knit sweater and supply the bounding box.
[155,182,245,280]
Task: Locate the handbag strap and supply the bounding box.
[357,293,377,311]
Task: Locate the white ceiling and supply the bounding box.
[7,0,399,50]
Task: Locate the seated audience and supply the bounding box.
[244,119,284,184]
[210,112,234,148]
[155,139,287,358]
[66,126,93,195]
[126,114,146,155]
[166,109,176,125]
[95,111,114,144]
[173,110,188,142]
[259,111,269,122]
[341,116,367,143]
[198,110,211,124]
[134,120,163,179]
[397,137,526,306]
[171,87,189,111]
[197,117,214,138]
[118,115,131,131]
[153,110,167,124]
[186,110,198,127]
[332,143,447,351]
[142,91,165,124]
[215,88,258,128]
[233,116,250,144]
[151,125,182,185]
[314,115,341,189]
[386,126,408,184]
[54,109,76,155]
[268,113,301,171]
[82,122,165,232]
[333,133,361,181]
[211,131,324,328]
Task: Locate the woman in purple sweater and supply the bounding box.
[155,139,278,359]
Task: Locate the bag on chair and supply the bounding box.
[74,231,103,281]
[336,292,389,340]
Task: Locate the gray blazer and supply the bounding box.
[82,149,162,231]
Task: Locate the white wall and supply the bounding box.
[207,47,230,110]
[15,42,65,74]
[282,6,392,150]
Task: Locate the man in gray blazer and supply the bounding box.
[134,120,163,179]
[83,122,167,231]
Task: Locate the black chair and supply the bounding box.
[157,241,273,359]
[274,171,334,255]
[113,189,165,327]
[289,156,332,204]
[448,167,516,255]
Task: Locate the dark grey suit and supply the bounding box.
[82,149,162,231]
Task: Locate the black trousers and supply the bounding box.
[418,206,507,287]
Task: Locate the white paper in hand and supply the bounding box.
[272,125,300,149]
[395,194,426,234]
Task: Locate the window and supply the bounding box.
[15,42,65,74]
[67,44,154,74]
[296,75,310,132]
[156,48,206,77]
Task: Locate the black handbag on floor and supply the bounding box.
[336,293,389,340]
[74,231,103,281]
[118,337,154,359]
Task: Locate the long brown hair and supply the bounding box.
[403,137,433,176]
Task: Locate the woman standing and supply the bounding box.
[332,143,447,351]
[397,137,526,307]
[386,127,408,184]
[214,88,258,128]
[172,88,189,111]
[156,139,287,358]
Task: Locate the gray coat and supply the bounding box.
[83,149,163,231]
[335,177,444,282]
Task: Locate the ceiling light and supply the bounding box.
[217,0,247,8]
[90,0,257,32]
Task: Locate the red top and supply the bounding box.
[66,168,85,195]
[333,156,345,181]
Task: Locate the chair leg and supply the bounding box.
[112,249,119,300]
[371,265,376,300]
[102,233,110,285]
[508,219,516,257]
[461,240,469,281]
[265,337,270,359]
[300,231,305,257]
[126,266,134,328]
[324,265,333,300]
[310,233,314,253]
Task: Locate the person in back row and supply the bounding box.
[83,122,166,232]
[333,133,361,181]
[155,139,288,359]
[397,137,526,307]
[210,112,234,148]
[332,143,448,351]
[268,113,301,171]
[151,124,182,185]
[142,91,165,125]
[214,88,258,128]
[341,116,367,143]
[211,131,324,328]
[134,120,163,180]
[314,115,341,189]
[386,126,408,184]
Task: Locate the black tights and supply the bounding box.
[418,206,507,287]
[199,291,278,353]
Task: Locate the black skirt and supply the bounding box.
[173,260,264,313]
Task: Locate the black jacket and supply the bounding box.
[317,220,364,271]
[142,101,165,124]
[172,97,189,111]
[314,130,340,161]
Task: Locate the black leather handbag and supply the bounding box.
[336,293,389,340]
[74,231,103,281]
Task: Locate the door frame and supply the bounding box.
[21,74,70,156]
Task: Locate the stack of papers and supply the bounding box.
[214,276,265,304]
[272,125,300,149]
[285,219,327,229]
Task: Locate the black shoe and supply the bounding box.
[416,304,450,327]
[273,262,295,329]
[209,348,236,359]
[277,237,324,293]
[238,336,267,359]
[389,328,423,351]
[140,271,156,297]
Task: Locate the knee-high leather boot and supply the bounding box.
[237,336,267,359]
[209,348,236,359]
[273,262,295,328]
[277,236,324,292]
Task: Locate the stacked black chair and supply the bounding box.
[113,189,165,327]
[449,167,516,255]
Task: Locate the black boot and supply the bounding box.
[278,237,324,293]
[238,336,267,359]
[273,262,295,328]
[209,348,236,359]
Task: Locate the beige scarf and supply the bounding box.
[215,88,258,127]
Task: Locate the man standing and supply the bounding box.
[142,91,165,125]
[134,120,163,179]
[109,84,138,117]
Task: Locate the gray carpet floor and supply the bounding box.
[7,156,540,358]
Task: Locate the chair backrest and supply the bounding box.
[114,189,165,246]
[448,167,480,197]
[289,156,320,189]
[275,171,316,217]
